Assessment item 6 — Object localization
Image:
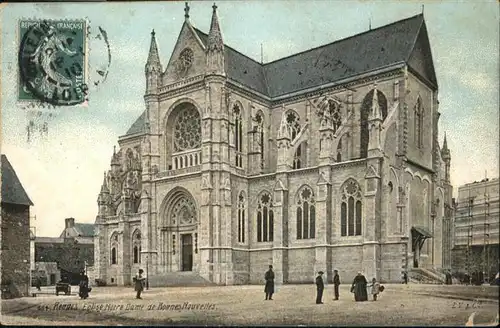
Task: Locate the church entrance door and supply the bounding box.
[181,234,193,271]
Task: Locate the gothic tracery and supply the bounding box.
[173,105,201,152]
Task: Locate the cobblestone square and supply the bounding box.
[1,284,498,326]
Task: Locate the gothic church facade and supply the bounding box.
[94,4,453,285]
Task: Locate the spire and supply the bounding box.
[146,29,162,73]
[207,3,224,52]
[100,172,109,193]
[442,132,450,159]
[184,2,190,21]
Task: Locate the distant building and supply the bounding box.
[1,155,34,298]
[34,218,95,284]
[452,178,500,281]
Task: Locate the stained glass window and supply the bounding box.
[340,180,363,236]
[173,105,201,152]
[296,187,315,239]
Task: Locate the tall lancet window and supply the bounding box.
[296,186,316,239]
[132,230,141,264]
[414,98,423,148]
[340,179,363,236]
[256,193,274,242]
[110,233,118,265]
[237,192,246,243]
[255,111,265,169]
[328,99,342,133]
[286,111,301,140]
[233,104,243,167]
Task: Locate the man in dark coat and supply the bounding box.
[316,271,325,304]
[134,269,146,299]
[351,272,368,302]
[264,265,274,300]
[78,271,90,299]
[333,269,340,300]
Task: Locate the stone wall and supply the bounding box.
[1,203,31,298]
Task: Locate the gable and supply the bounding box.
[163,22,206,85]
[1,155,33,206]
[407,21,438,90]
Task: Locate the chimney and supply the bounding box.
[65,217,75,228]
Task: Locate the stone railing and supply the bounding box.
[171,149,202,171]
[156,165,202,179]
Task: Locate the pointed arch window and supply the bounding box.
[336,138,342,162]
[255,112,265,169]
[328,99,342,133]
[286,111,301,140]
[233,104,244,167]
[110,233,118,264]
[257,193,274,242]
[111,247,117,265]
[414,98,423,148]
[296,187,316,239]
[238,193,246,243]
[293,142,307,169]
[132,230,141,264]
[340,180,363,236]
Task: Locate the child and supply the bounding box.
[369,278,380,301]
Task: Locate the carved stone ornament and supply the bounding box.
[175,48,194,78]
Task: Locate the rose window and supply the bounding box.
[173,105,201,152]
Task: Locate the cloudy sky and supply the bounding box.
[1,1,498,237]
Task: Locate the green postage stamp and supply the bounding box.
[18,19,88,106]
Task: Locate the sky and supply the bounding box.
[1,1,498,237]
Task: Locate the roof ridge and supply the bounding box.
[263,13,424,66]
[405,15,425,63]
[193,27,264,67]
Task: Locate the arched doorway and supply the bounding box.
[161,188,199,272]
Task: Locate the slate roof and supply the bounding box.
[1,154,34,206]
[194,13,436,98]
[126,111,147,135]
[74,223,95,237]
[123,14,436,137]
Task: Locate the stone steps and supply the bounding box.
[147,272,215,287]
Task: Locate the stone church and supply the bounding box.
[93,4,454,286]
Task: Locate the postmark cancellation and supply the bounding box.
[18,19,89,106]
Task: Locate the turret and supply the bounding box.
[110,146,121,174]
[367,84,383,158]
[441,132,451,182]
[145,29,162,94]
[97,172,110,216]
[206,3,225,75]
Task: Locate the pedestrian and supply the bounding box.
[264,265,274,300]
[78,271,90,299]
[333,269,340,300]
[35,276,42,291]
[403,271,408,284]
[134,269,146,299]
[351,272,368,302]
[368,278,380,301]
[316,271,325,304]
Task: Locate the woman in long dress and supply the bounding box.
[351,272,368,301]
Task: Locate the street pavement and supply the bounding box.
[1,284,498,326]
